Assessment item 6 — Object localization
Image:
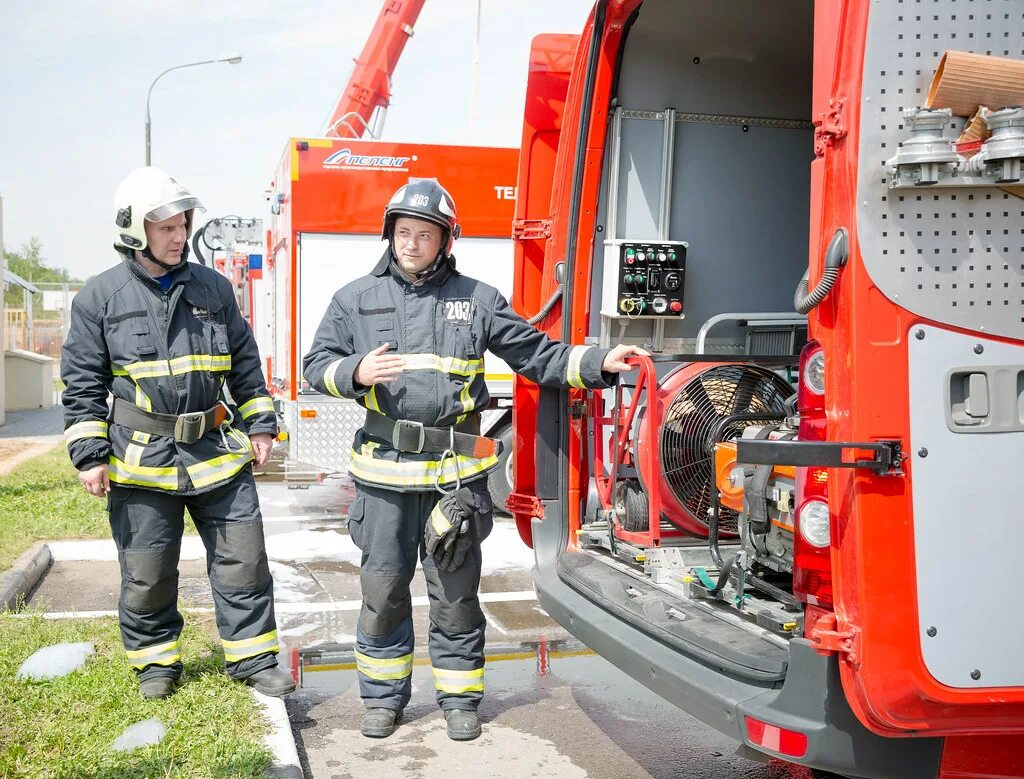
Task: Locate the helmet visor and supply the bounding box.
[145,196,205,223]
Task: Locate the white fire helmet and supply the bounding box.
[113,166,204,252]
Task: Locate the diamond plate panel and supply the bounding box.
[281,399,510,475]
[282,397,366,474]
[858,0,1024,339]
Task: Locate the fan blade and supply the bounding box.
[730,369,763,414]
[681,375,712,413]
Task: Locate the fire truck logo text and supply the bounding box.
[323,148,414,171]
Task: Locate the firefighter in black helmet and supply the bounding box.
[61,166,295,701]
[303,178,646,740]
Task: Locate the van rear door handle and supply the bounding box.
[950,371,990,426]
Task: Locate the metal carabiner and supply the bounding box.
[434,426,462,494]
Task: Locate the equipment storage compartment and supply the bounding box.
[563,0,816,678]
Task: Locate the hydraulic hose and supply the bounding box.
[191,223,209,266]
[793,227,849,315]
[526,262,567,325]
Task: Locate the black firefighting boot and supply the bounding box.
[361,707,401,738]
[139,676,176,700]
[444,709,481,741]
[244,666,296,697]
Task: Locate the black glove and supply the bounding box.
[425,487,477,572]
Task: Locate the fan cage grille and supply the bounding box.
[659,365,793,533]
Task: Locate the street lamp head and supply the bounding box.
[219,53,243,64]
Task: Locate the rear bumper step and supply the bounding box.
[532,512,942,779]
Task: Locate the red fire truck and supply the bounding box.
[261,138,520,499]
[509,2,1024,776]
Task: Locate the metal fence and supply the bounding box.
[2,282,84,359]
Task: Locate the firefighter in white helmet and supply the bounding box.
[61,166,294,700]
[303,179,646,740]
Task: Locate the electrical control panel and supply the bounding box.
[600,239,688,318]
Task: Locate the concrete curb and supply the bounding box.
[252,690,303,779]
[0,542,53,611]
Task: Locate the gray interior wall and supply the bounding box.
[589,0,814,346]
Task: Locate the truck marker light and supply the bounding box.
[798,499,831,548]
[300,409,318,419]
[804,350,825,395]
[743,716,808,758]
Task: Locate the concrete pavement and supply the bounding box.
[28,476,822,779]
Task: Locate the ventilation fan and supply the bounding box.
[632,363,793,535]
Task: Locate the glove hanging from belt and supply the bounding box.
[425,487,478,572]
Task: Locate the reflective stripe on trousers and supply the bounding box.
[223,629,279,662]
[126,637,183,669]
[432,666,484,694]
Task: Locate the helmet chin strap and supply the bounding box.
[389,235,449,282]
[141,242,190,272]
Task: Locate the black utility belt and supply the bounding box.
[112,397,229,444]
[362,410,500,460]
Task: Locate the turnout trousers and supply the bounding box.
[348,481,494,712]
[107,469,280,681]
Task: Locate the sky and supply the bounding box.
[0,0,594,280]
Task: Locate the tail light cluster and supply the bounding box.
[793,341,833,607]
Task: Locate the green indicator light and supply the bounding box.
[625,248,635,257]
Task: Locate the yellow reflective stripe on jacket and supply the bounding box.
[126,638,182,669]
[109,457,178,490]
[400,353,484,378]
[323,358,344,398]
[349,443,498,487]
[432,666,484,694]
[125,384,152,466]
[566,345,591,389]
[64,419,108,444]
[238,396,275,420]
[364,385,381,413]
[455,375,477,424]
[111,354,232,381]
[355,651,414,681]
[185,430,253,490]
[222,629,279,662]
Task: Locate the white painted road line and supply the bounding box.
[29,590,538,620]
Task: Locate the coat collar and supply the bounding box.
[371,247,458,287]
[124,254,193,289]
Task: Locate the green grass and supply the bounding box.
[0,447,200,573]
[0,614,273,778]
[0,447,110,571]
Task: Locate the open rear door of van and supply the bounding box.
[509,32,580,546]
[823,0,1024,743]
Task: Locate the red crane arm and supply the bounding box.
[324,0,427,138]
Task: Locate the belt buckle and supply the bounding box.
[174,410,208,444]
[392,419,425,454]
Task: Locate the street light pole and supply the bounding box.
[145,54,242,165]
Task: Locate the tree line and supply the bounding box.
[4,239,82,313]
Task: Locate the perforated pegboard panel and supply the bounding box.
[858,1,1024,340]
